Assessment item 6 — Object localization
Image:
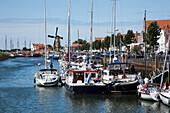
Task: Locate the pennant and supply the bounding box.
[162,82,166,90]
[143,85,147,92]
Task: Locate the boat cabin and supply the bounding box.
[68,70,98,83]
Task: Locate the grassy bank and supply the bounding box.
[0,53,10,61]
[0,53,8,56]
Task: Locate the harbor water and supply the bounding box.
[0,57,169,113]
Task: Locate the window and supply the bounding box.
[91,73,96,78]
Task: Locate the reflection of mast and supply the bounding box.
[5,35,7,52]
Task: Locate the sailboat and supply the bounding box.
[158,32,170,106]
[65,0,106,94]
[101,0,140,94]
[34,0,59,86]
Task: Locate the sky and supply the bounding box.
[0,0,170,50]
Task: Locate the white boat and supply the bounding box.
[35,69,59,86]
[34,0,59,87]
[159,90,170,106]
[138,83,160,101]
[150,89,160,101]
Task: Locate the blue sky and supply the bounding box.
[0,0,170,50]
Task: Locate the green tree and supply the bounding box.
[104,36,111,50]
[132,45,141,53]
[73,39,87,44]
[124,30,135,45]
[147,21,160,52]
[93,40,101,49]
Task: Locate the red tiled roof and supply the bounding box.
[146,20,170,29]
[33,44,45,48]
[71,43,82,47]
[121,34,126,38]
[95,37,105,41]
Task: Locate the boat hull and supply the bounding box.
[108,80,139,94]
[140,92,153,100]
[65,83,106,94]
[36,78,59,87]
[159,92,170,106]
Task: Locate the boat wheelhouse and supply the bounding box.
[65,69,106,94]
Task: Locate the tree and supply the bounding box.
[104,36,111,50]
[92,40,101,50]
[147,21,160,52]
[73,39,87,44]
[132,45,141,53]
[124,30,135,45]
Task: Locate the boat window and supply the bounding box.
[104,72,107,75]
[74,73,78,78]
[85,73,88,78]
[91,73,96,78]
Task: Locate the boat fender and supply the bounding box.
[37,75,40,78]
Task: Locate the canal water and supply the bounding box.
[0,57,169,113]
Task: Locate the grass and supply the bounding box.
[0,53,8,56]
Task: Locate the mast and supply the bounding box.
[109,0,114,63]
[5,35,7,52]
[68,0,71,65]
[113,0,116,57]
[78,29,79,51]
[144,10,147,76]
[160,31,170,88]
[44,0,47,69]
[90,0,93,64]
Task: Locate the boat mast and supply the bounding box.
[78,29,79,51]
[113,0,116,57]
[90,0,93,64]
[109,0,114,64]
[68,0,71,65]
[44,0,47,69]
[160,31,170,88]
[144,10,147,76]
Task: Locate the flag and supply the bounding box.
[143,85,147,92]
[87,71,91,83]
[162,82,166,90]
